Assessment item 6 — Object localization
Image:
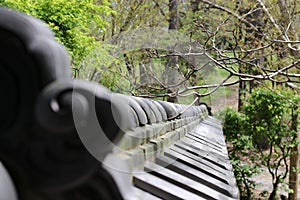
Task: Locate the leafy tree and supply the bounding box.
[0,0,114,66]
[244,88,295,199]
[218,107,259,199]
[219,88,299,199]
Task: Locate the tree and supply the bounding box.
[243,88,297,199]
[288,94,299,200]
[218,107,259,199]
[78,0,299,110]
[219,88,299,199]
[0,0,114,67]
[165,0,180,102]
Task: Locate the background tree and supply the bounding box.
[79,0,299,121]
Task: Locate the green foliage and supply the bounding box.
[218,88,299,199]
[244,88,298,149]
[220,107,245,143]
[0,0,114,66]
[217,107,258,199]
[244,89,288,150]
[242,88,299,199]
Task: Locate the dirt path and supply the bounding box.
[251,167,300,199]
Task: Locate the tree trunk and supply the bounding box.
[189,1,201,104]
[168,0,179,30]
[238,76,245,111]
[269,181,279,200]
[191,0,200,13]
[166,0,179,103]
[139,53,150,87]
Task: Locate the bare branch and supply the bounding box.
[257,0,300,51]
[200,0,259,32]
